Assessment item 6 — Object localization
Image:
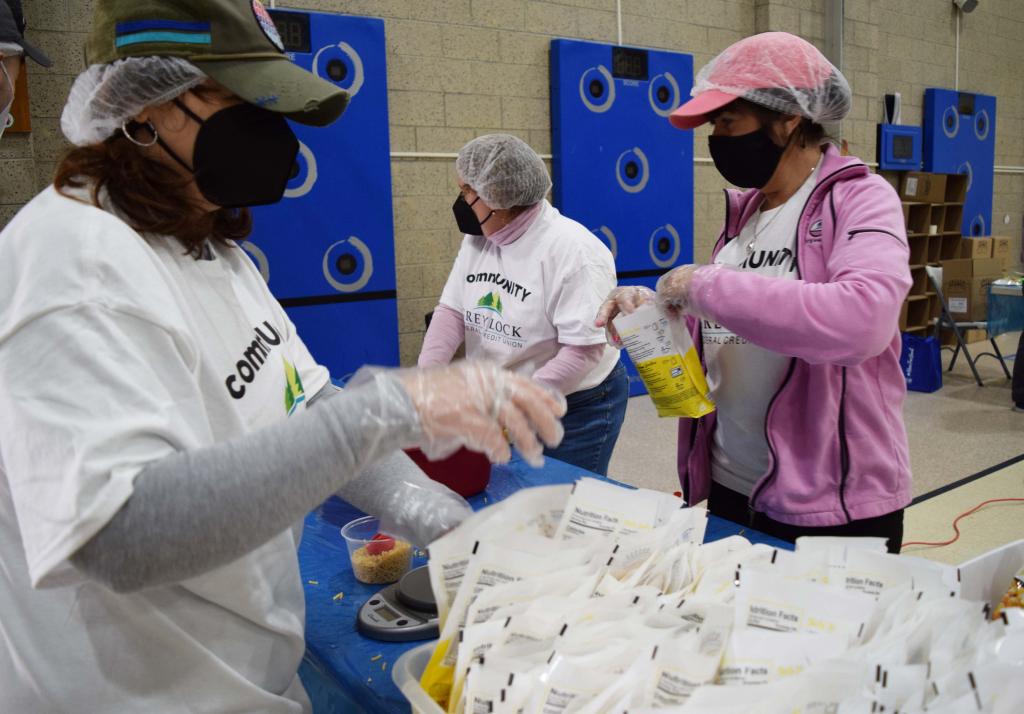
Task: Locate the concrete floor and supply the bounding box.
[608,332,1024,500]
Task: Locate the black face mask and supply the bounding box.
[452,193,494,236]
[157,98,299,208]
[708,127,787,189]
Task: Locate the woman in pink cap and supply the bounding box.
[598,32,913,552]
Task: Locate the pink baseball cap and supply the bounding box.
[670,32,850,130]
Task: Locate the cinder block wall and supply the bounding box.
[5,0,1022,365]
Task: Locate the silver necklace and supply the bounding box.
[745,165,817,257]
[746,206,784,256]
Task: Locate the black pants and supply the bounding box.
[1013,331,1024,408]
[708,482,905,553]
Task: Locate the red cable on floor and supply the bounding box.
[901,498,1024,549]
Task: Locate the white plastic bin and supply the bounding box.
[392,642,445,714]
[958,538,1024,605]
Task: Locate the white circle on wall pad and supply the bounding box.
[593,225,618,258]
[647,72,681,117]
[974,109,990,141]
[323,237,374,293]
[284,141,318,199]
[616,147,650,194]
[970,215,986,237]
[241,241,270,283]
[648,224,681,268]
[314,41,365,98]
[958,160,973,192]
[578,65,615,114]
[942,105,960,139]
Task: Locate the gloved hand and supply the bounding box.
[396,361,566,467]
[654,264,701,318]
[594,286,656,347]
[336,452,473,547]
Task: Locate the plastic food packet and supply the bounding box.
[842,549,949,597]
[868,663,928,712]
[452,618,506,711]
[523,632,664,714]
[644,640,724,708]
[733,567,876,644]
[744,547,832,586]
[612,303,715,419]
[428,484,574,628]
[760,661,867,714]
[718,628,848,685]
[453,609,569,710]
[690,541,773,601]
[992,566,1024,620]
[467,564,603,626]
[422,538,593,708]
[554,477,684,542]
[461,648,548,714]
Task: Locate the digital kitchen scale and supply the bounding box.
[356,565,439,642]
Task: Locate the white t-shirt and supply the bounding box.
[703,167,818,496]
[0,187,329,712]
[439,200,620,393]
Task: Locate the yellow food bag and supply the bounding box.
[613,303,715,418]
[419,636,455,709]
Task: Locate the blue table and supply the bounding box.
[296,458,792,714]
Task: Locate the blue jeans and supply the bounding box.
[543,362,629,476]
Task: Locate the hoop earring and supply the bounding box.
[121,120,159,147]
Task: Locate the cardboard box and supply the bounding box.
[943,276,997,321]
[944,174,969,203]
[900,172,947,204]
[941,257,1002,320]
[940,328,988,347]
[960,237,993,260]
[991,237,1014,270]
[941,257,1003,280]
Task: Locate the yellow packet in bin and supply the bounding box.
[613,303,715,418]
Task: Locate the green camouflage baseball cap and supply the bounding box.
[85,0,348,126]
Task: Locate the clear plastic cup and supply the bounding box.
[341,515,413,585]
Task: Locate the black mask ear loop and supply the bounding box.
[152,97,205,175]
[468,196,496,226]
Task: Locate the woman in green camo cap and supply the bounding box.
[0,1,565,710]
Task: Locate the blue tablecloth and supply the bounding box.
[296,457,791,714]
[988,281,1024,337]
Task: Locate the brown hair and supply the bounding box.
[54,89,251,258]
[708,98,828,148]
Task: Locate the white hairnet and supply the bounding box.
[61,56,207,146]
[694,32,851,124]
[455,134,552,210]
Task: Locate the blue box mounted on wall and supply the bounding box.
[246,10,399,381]
[922,88,996,236]
[550,39,694,395]
[876,124,922,171]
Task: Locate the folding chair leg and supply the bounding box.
[949,342,961,372]
[951,325,984,387]
[989,338,1013,380]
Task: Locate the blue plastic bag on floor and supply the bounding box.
[900,333,942,393]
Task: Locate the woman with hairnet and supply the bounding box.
[419,134,627,476]
[598,32,913,552]
[0,1,566,710]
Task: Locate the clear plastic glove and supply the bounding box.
[654,264,701,318]
[594,285,656,347]
[394,361,567,467]
[337,454,473,547]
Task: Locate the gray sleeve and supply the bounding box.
[310,382,473,547]
[70,375,419,593]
